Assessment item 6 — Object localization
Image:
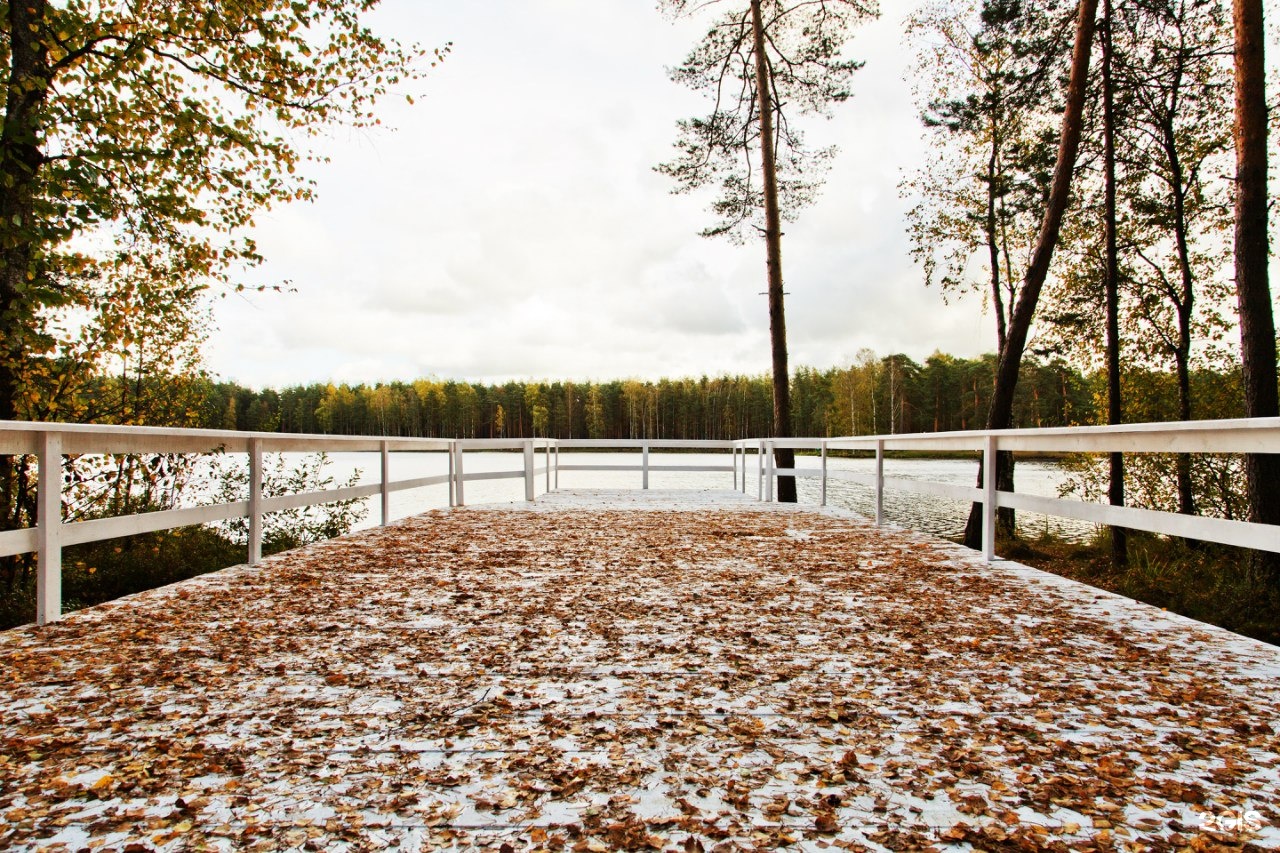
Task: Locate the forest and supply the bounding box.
[150,352,1242,443]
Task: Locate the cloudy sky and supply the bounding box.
[207,0,999,389]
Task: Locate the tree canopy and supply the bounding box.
[0,0,448,421]
[657,0,875,241]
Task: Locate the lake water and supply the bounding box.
[288,451,1095,544]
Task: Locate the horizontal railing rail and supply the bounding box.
[555,439,737,490]
[2,417,1277,626]
[738,417,1280,561]
[0,423,557,625]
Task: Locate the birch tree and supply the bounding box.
[1117,0,1234,519]
[0,1,446,423]
[657,0,876,502]
[904,0,1073,357]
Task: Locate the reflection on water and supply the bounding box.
[311,451,1095,545]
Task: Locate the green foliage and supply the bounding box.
[0,524,244,631]
[183,351,1100,441]
[0,0,447,418]
[209,452,366,555]
[657,0,876,241]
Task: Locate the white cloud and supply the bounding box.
[208,0,998,390]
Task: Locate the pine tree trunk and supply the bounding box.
[0,0,51,583]
[0,0,50,424]
[1232,0,1280,584]
[963,0,1098,549]
[986,135,1008,355]
[750,0,796,502]
[1168,128,1198,521]
[1102,0,1126,566]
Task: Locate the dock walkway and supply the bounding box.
[2,490,1278,851]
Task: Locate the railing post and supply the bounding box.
[642,442,650,490]
[36,431,63,626]
[248,438,263,565]
[733,445,739,491]
[874,439,884,527]
[820,441,828,507]
[448,444,456,507]
[765,441,775,502]
[455,443,466,506]
[983,434,998,561]
[757,442,764,500]
[554,445,560,490]
[977,435,998,560]
[380,440,391,526]
[545,442,551,493]
[524,440,535,502]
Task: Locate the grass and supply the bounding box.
[1001,528,1280,647]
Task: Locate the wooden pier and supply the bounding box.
[2,490,1278,851]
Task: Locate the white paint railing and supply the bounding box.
[0,423,458,625]
[740,417,1280,561]
[555,439,737,490]
[2,417,1278,626]
[451,438,557,505]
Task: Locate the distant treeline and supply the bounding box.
[164,351,1243,441]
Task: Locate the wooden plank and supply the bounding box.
[386,474,452,493]
[36,432,62,625]
[462,470,526,483]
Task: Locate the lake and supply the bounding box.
[292,450,1095,544]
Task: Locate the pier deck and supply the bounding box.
[2,489,1277,851]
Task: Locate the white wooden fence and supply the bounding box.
[1,417,1277,625]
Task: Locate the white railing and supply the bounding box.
[556,439,737,489]
[741,417,1280,561]
[1,417,1278,626]
[0,423,556,625]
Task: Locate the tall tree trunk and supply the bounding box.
[1167,135,1198,519]
[1232,0,1280,583]
[751,0,796,502]
[0,0,50,589]
[1102,0,1126,566]
[1,0,50,574]
[0,0,50,425]
[964,0,1098,549]
[1173,347,1197,516]
[986,131,1008,354]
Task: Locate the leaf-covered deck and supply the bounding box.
[2,489,1278,852]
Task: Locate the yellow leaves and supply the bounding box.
[813,811,839,833]
[1,506,1277,849]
